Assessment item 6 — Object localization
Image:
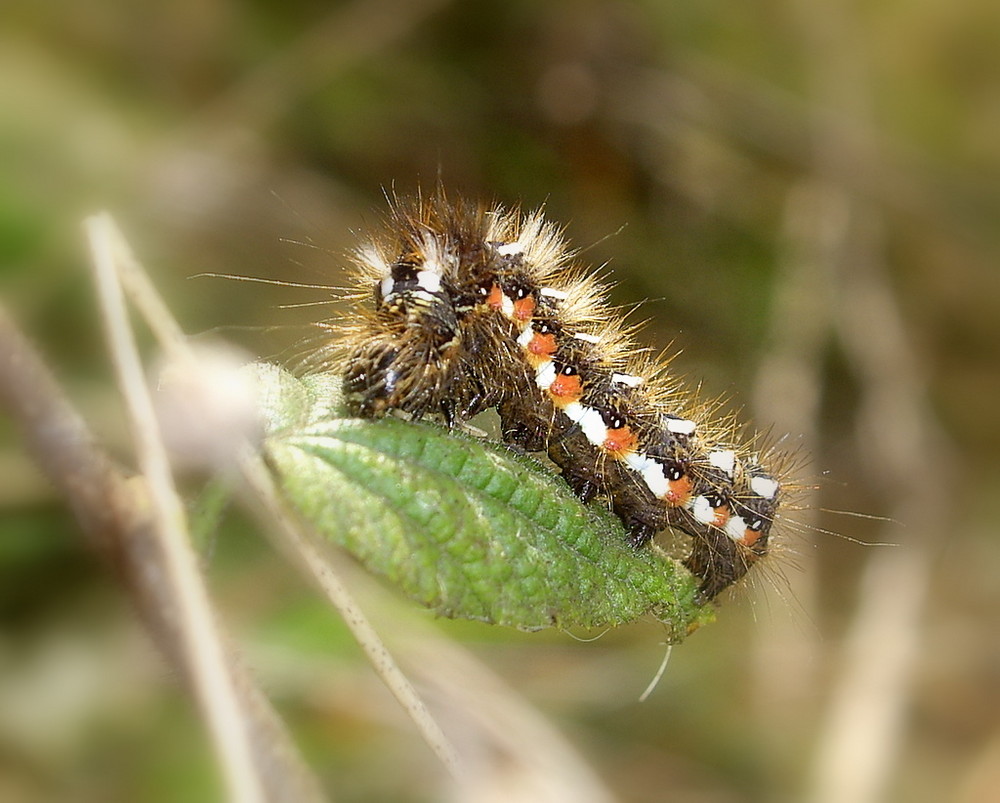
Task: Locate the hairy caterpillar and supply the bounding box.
[323,192,786,601]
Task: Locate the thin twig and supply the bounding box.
[87,214,265,803]
[99,214,463,779]
[0,298,326,802]
[239,453,464,779]
[400,632,614,803]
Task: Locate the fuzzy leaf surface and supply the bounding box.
[257,365,711,636]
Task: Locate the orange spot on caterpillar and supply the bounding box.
[741,528,764,548]
[710,505,731,529]
[603,425,638,456]
[486,284,505,310]
[665,475,694,506]
[549,371,583,402]
[513,295,536,321]
[528,332,557,360]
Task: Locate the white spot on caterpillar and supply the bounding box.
[379,277,394,300]
[499,292,515,317]
[691,495,715,525]
[573,332,601,344]
[708,449,736,476]
[415,270,441,293]
[751,476,779,499]
[495,242,523,256]
[535,361,556,391]
[566,402,608,446]
[562,401,584,423]
[624,451,650,472]
[725,516,748,541]
[516,325,535,348]
[540,287,569,300]
[625,452,669,498]
[612,372,644,388]
[665,418,696,436]
[409,290,438,304]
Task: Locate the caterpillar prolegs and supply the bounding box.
[329,194,784,601]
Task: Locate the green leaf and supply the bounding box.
[253,364,712,638]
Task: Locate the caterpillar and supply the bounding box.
[323,192,786,601]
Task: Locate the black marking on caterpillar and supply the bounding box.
[325,191,786,602]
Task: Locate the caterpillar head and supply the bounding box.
[342,257,462,419]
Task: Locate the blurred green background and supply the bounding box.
[2,1,999,801]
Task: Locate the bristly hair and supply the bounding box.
[316,188,793,601]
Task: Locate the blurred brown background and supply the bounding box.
[2,1,999,801]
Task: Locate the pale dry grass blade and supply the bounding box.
[86,213,266,803]
[98,213,463,782]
